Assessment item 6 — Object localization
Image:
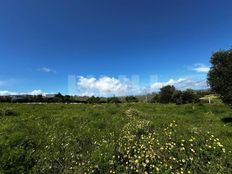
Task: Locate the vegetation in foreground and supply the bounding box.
[0,103,232,174]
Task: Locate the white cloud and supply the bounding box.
[77,76,208,96]
[192,64,210,73]
[0,89,45,96]
[150,82,163,90]
[39,67,56,73]
[77,76,138,96]
[28,90,44,95]
[150,77,208,91]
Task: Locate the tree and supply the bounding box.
[64,95,72,103]
[87,96,101,104]
[125,96,139,103]
[149,94,160,103]
[208,49,232,106]
[159,85,176,103]
[54,93,64,103]
[35,95,44,102]
[0,96,11,103]
[107,97,121,103]
[173,90,183,105]
[172,89,200,105]
[182,89,200,104]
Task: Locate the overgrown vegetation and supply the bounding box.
[0,89,213,105]
[208,48,232,106]
[0,108,18,116]
[0,103,232,173]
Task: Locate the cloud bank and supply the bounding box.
[1,73,209,97]
[77,76,139,96]
[192,64,210,73]
[150,78,208,91]
[76,76,208,96]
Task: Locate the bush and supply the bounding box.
[173,90,200,105]
[125,108,140,118]
[182,89,200,104]
[0,96,12,103]
[0,108,18,116]
[149,94,159,103]
[87,96,101,104]
[107,97,121,103]
[125,96,139,103]
[173,90,183,105]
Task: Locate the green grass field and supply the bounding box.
[1,103,232,174]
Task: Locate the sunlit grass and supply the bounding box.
[0,103,232,173]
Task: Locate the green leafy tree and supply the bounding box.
[64,95,72,103]
[0,96,12,103]
[159,85,176,103]
[182,89,200,104]
[87,96,101,104]
[125,96,139,103]
[107,97,121,103]
[173,90,183,105]
[149,94,160,103]
[54,93,64,103]
[208,49,232,106]
[35,95,44,102]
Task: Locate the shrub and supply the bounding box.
[0,108,18,116]
[125,96,139,103]
[182,89,200,104]
[149,94,159,103]
[173,90,183,105]
[87,96,101,104]
[173,90,200,105]
[107,97,121,104]
[125,108,140,118]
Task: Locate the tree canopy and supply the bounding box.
[208,49,232,106]
[159,85,176,103]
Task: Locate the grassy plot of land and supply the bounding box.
[0,103,232,174]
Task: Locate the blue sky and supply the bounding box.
[0,0,232,96]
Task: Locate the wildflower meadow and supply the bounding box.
[0,103,232,173]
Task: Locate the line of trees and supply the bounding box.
[0,88,212,104]
[0,93,78,103]
[149,86,203,104]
